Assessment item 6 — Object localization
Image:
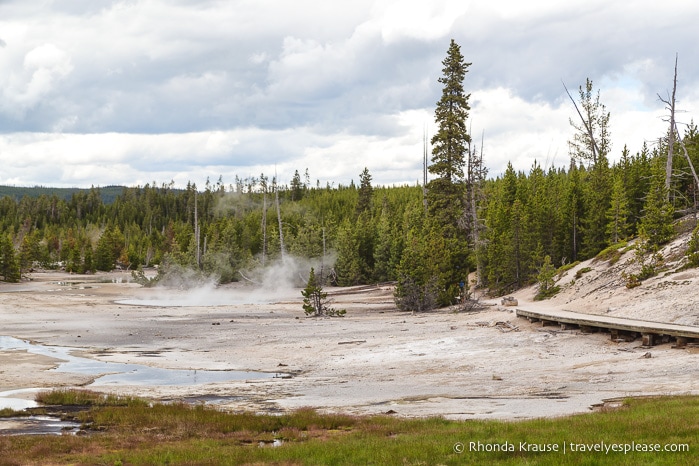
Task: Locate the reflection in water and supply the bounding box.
[0,336,279,386]
[1,335,287,434]
[0,415,82,436]
[0,336,285,411]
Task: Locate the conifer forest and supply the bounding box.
[1,41,698,311]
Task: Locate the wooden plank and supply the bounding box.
[516,308,699,340]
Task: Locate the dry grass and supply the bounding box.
[0,390,697,465]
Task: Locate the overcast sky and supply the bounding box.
[1,0,698,189]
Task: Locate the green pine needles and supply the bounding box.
[302,267,345,317]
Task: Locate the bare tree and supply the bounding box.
[563,78,610,165]
[463,129,488,287]
[658,54,679,201]
[658,54,699,208]
[274,175,286,263]
[260,173,268,267]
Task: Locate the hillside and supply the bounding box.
[0,185,126,204]
[505,215,699,327]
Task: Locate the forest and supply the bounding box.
[1,42,698,311]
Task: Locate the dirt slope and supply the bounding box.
[503,216,699,326]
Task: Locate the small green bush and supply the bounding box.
[594,241,628,264]
[556,260,580,276]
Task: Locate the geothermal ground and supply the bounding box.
[1,261,699,421]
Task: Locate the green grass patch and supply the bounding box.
[595,241,628,264]
[575,267,593,279]
[0,390,696,465]
[0,408,25,418]
[534,285,560,301]
[35,388,148,407]
[556,260,580,276]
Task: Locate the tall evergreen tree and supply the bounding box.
[0,234,20,282]
[581,151,612,257]
[427,39,471,228]
[356,167,373,216]
[640,158,675,248]
[422,39,472,305]
[606,173,631,244]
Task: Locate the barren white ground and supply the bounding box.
[2,232,699,421]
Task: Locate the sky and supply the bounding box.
[1,0,698,189]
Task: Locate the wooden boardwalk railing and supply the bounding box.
[516,308,699,347]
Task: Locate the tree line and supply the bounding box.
[2,42,698,313]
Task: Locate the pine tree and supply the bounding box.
[0,234,20,282]
[373,208,397,282]
[427,39,471,228]
[567,78,611,165]
[290,170,304,201]
[356,167,373,216]
[606,173,631,244]
[686,224,699,268]
[581,152,612,257]
[334,221,364,285]
[535,255,559,300]
[422,39,472,305]
[640,159,675,248]
[565,161,586,262]
[302,267,344,317]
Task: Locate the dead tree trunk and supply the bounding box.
[659,54,679,201]
[665,55,679,201]
[194,190,201,268]
[262,187,267,267]
[274,178,286,263]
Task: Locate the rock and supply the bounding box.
[501,296,518,306]
[642,352,652,359]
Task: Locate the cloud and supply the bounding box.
[0,0,698,188]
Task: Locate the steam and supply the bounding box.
[123,255,336,307]
[243,255,334,289]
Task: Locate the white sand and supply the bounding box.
[1,259,698,420]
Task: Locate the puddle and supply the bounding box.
[259,439,284,448]
[0,389,42,410]
[0,336,285,391]
[1,336,288,434]
[1,389,82,436]
[174,394,246,405]
[0,416,82,436]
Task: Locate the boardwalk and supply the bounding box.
[516,308,699,347]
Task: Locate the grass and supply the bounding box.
[557,260,580,276]
[595,241,628,265]
[35,388,148,407]
[0,390,697,465]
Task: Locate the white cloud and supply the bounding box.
[373,0,469,43]
[0,0,698,188]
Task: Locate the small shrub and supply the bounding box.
[594,241,628,264]
[623,237,664,287]
[575,267,592,279]
[131,266,161,287]
[685,224,699,268]
[535,255,560,300]
[302,268,345,317]
[556,260,580,277]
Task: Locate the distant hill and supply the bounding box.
[0,185,126,204]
